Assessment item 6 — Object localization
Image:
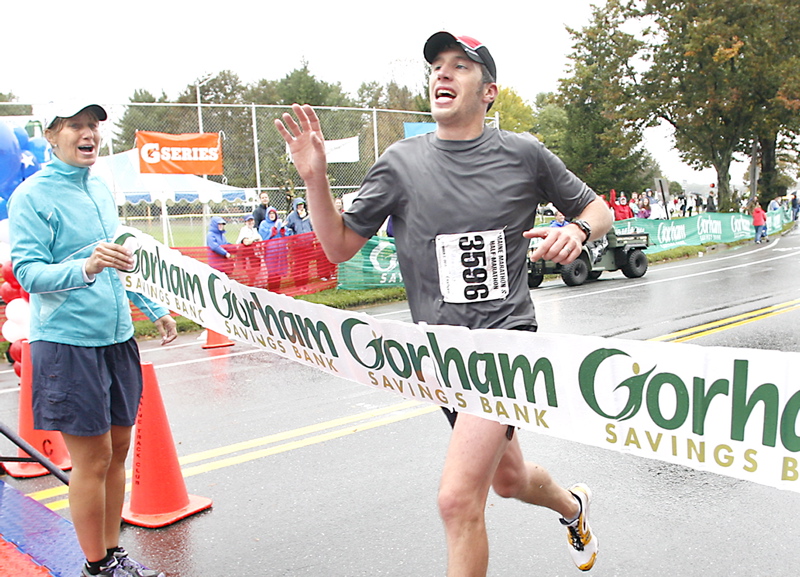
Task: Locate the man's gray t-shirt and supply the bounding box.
[343,127,597,330]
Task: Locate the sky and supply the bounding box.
[3,0,743,189]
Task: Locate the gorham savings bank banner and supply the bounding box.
[116,227,800,493]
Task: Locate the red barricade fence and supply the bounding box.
[129,231,337,322]
[0,232,337,331]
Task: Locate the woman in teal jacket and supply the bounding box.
[8,102,176,577]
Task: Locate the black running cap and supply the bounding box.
[424,32,496,82]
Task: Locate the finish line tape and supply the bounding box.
[117,227,800,492]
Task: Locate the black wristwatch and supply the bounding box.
[571,219,592,244]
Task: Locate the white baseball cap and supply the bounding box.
[43,101,107,129]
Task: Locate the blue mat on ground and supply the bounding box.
[0,479,83,577]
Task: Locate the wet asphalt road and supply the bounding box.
[1,225,799,577]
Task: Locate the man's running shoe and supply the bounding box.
[113,548,166,577]
[559,483,598,571]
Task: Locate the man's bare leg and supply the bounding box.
[438,414,517,577]
[438,414,581,577]
[492,433,579,519]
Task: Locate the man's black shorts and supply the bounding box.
[441,324,537,440]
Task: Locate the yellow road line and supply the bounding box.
[29,402,439,508]
[649,299,800,342]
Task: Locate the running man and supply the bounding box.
[275,31,612,575]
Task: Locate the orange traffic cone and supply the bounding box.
[122,362,212,528]
[4,340,72,478]
[202,329,234,349]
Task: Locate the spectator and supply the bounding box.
[629,192,640,216]
[334,197,344,213]
[686,194,696,217]
[637,196,651,219]
[768,196,781,212]
[236,214,261,245]
[258,207,287,240]
[791,192,798,221]
[285,197,314,287]
[752,203,768,243]
[706,192,717,212]
[235,214,263,286]
[258,207,289,291]
[252,191,270,230]
[285,197,313,235]
[549,211,568,227]
[611,191,634,221]
[206,216,233,273]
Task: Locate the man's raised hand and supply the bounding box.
[274,104,328,185]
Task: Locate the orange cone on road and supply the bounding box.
[122,362,212,528]
[202,329,234,349]
[4,340,72,478]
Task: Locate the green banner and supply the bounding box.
[337,236,404,289]
[337,208,795,288]
[613,207,794,253]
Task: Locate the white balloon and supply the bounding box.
[0,219,9,245]
[5,298,30,324]
[1,320,24,343]
[0,242,10,263]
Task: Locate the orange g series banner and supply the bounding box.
[136,131,223,175]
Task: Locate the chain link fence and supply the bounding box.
[1,102,437,248]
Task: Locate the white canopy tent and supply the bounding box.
[93,149,256,245]
[93,148,254,205]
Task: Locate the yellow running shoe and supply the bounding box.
[560,483,598,571]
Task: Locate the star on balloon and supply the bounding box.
[21,150,36,168]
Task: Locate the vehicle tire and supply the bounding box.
[528,273,544,288]
[587,270,602,281]
[561,255,590,286]
[621,249,648,278]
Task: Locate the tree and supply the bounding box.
[0,91,32,116]
[559,2,656,194]
[575,0,800,211]
[641,1,767,209]
[112,89,182,152]
[738,1,800,201]
[355,80,427,112]
[274,61,352,107]
[492,87,534,133]
[175,72,254,188]
[531,92,569,156]
[356,81,383,109]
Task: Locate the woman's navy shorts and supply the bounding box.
[30,338,143,437]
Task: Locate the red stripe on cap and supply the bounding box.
[457,35,485,50]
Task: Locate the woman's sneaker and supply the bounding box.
[112,548,166,577]
[559,483,598,571]
[80,557,127,576]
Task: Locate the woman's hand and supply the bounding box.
[85,242,135,276]
[154,315,178,345]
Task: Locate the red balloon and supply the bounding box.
[1,261,19,289]
[0,282,21,303]
[13,361,21,378]
[20,288,29,302]
[8,339,22,363]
